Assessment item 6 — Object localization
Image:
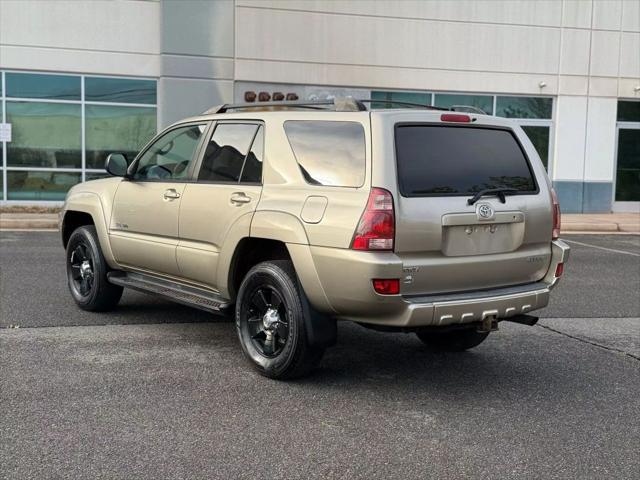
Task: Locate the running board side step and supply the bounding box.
[502,314,539,326]
[107,271,231,314]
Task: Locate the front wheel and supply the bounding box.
[66,225,123,311]
[235,260,324,380]
[415,328,489,352]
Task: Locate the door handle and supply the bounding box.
[163,189,181,200]
[230,192,251,205]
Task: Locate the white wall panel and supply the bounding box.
[553,96,588,181]
[588,77,619,96]
[0,45,160,77]
[618,78,640,98]
[621,0,640,32]
[584,97,617,181]
[558,75,589,95]
[235,59,558,96]
[590,30,621,77]
[559,29,591,75]
[237,0,563,27]
[592,0,622,30]
[0,0,159,54]
[562,0,592,28]
[619,33,640,78]
[236,8,561,75]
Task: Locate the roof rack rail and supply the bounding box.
[201,99,488,115]
[203,97,367,114]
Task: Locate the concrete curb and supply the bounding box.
[562,223,620,232]
[0,214,59,230]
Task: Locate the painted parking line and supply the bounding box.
[564,239,640,257]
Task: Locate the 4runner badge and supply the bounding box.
[476,203,495,221]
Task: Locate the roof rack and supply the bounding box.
[202,98,486,115]
[204,98,367,114]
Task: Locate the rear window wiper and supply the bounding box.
[467,188,519,205]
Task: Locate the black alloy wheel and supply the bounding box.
[235,260,325,379]
[66,225,123,311]
[246,286,290,358]
[69,241,95,298]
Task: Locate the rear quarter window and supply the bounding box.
[284,120,365,187]
[395,125,538,197]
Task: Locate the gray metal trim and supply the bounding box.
[403,281,549,304]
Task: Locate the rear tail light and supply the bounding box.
[372,279,400,295]
[351,187,395,251]
[555,263,564,278]
[440,113,471,123]
[551,188,561,240]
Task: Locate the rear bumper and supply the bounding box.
[309,239,570,327]
[400,282,551,327]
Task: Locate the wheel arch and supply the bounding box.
[61,192,118,268]
[226,237,334,316]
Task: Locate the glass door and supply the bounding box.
[613,101,640,212]
[614,126,640,209]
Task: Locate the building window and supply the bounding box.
[6,72,81,101]
[84,77,156,104]
[371,91,431,109]
[495,96,552,119]
[434,93,494,115]
[6,102,82,168]
[0,71,157,202]
[7,170,81,201]
[85,105,156,170]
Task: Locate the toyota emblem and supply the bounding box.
[476,203,495,220]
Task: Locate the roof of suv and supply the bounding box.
[177,98,500,126]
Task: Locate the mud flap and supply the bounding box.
[298,277,337,348]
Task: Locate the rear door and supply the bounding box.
[374,113,553,295]
[176,121,264,289]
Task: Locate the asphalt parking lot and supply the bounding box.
[1,232,639,479]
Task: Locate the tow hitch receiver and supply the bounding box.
[477,316,499,333]
[503,314,539,326]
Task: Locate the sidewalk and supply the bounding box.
[1,211,638,233]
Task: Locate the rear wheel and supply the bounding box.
[66,225,123,311]
[415,328,489,352]
[235,260,324,379]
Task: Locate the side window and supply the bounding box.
[134,124,206,181]
[240,125,263,184]
[198,123,258,183]
[284,121,366,187]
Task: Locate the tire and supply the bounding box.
[415,328,489,352]
[66,225,123,311]
[235,260,325,380]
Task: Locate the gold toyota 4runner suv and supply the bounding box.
[60,98,569,379]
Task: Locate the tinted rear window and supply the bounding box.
[284,121,365,187]
[395,125,537,197]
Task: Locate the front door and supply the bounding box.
[110,123,208,276]
[177,121,264,289]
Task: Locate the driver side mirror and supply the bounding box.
[105,153,130,178]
